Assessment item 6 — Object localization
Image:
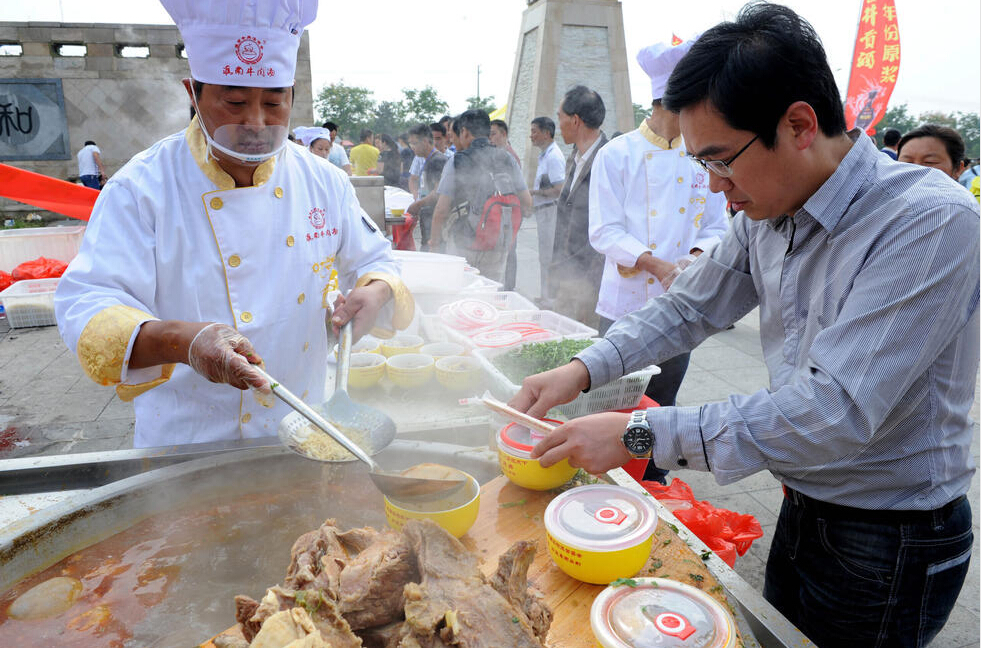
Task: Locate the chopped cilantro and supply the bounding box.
[492,339,595,383]
[662,539,672,546]
[667,523,679,534]
[609,577,639,587]
[500,498,527,508]
[650,559,663,569]
[512,616,519,623]
[688,573,704,583]
[700,550,712,561]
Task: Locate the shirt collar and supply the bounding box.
[638,119,682,150]
[575,133,603,166]
[539,141,557,159]
[184,115,276,190]
[796,129,873,233]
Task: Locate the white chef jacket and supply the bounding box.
[55,118,409,447]
[589,122,729,320]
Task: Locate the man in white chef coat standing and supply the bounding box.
[54,0,413,448]
[589,38,729,418]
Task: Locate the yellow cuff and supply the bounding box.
[355,271,415,339]
[77,305,176,401]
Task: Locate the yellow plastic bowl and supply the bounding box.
[420,341,465,360]
[496,421,577,491]
[380,334,425,357]
[386,353,434,388]
[352,335,381,355]
[347,352,386,388]
[390,208,405,218]
[434,355,482,391]
[384,468,480,538]
[546,530,653,585]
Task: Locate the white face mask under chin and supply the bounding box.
[189,82,289,166]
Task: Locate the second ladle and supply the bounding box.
[257,367,467,500]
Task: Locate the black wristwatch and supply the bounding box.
[622,410,654,459]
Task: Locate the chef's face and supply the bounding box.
[680,100,800,221]
[186,82,293,163]
[898,136,963,180]
[310,138,330,159]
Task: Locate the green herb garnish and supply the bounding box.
[688,573,704,583]
[492,339,595,383]
[609,578,639,587]
[662,539,672,546]
[700,550,712,561]
[650,559,662,569]
[667,523,679,534]
[500,498,527,508]
[512,616,520,623]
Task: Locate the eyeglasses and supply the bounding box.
[688,135,758,178]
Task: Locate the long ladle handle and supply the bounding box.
[255,367,379,470]
[335,321,353,392]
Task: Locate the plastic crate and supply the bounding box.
[413,290,536,316]
[0,226,86,272]
[0,278,59,328]
[434,309,588,351]
[473,340,660,418]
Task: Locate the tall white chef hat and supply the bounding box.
[161,0,318,88]
[637,36,697,101]
[293,126,331,147]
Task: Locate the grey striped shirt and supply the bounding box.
[578,130,980,510]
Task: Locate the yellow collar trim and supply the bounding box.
[639,120,682,150]
[184,115,276,190]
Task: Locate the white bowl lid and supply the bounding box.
[544,485,656,552]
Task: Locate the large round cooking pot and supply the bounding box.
[0,441,499,646]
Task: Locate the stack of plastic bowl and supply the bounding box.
[380,333,425,357]
[347,353,386,388]
[386,353,435,388]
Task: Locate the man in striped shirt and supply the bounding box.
[510,5,978,647]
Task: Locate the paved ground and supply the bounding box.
[0,215,978,646]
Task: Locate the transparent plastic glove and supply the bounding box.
[187,323,269,394]
[660,266,682,290]
[676,253,698,271]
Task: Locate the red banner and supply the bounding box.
[0,163,97,221]
[844,0,900,135]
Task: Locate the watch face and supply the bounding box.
[623,426,654,455]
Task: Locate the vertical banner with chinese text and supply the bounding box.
[844,0,900,135]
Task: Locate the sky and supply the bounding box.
[3,0,979,119]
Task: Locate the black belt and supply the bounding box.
[784,486,966,525]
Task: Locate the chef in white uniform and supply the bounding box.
[54,0,413,448]
[589,37,729,415]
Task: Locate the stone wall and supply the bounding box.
[0,21,313,216]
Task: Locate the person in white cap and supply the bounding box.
[587,37,729,469]
[293,125,332,159]
[54,0,413,448]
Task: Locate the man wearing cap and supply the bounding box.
[589,38,729,422]
[54,0,413,448]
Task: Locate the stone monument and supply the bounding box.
[504,0,633,179]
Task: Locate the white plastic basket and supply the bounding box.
[434,309,590,351]
[0,278,59,328]
[473,340,660,418]
[0,226,85,272]
[412,290,537,317]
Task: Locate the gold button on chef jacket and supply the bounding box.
[588,120,730,321]
[55,118,413,447]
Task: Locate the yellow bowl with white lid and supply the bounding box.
[497,420,578,490]
[590,577,737,648]
[544,484,657,584]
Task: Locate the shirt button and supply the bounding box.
[303,341,309,351]
[650,209,657,217]
[679,207,686,214]
[240,311,253,323]
[679,151,685,157]
[297,293,305,304]
[228,254,241,267]
[302,390,309,399]
[241,412,252,424]
[274,187,284,199]
[647,278,655,284]
[210,197,223,210]
[646,153,653,160]
[677,176,684,183]
[286,235,295,247]
[650,243,657,249]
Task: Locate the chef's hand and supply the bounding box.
[660,265,682,290]
[508,360,591,420]
[331,281,392,340]
[187,323,268,392]
[531,412,632,472]
[676,253,699,271]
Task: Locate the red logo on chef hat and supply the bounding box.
[308,207,326,230]
[235,35,264,65]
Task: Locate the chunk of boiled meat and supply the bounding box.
[337,530,417,630]
[489,541,552,641]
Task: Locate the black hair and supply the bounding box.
[322,121,338,132]
[438,115,452,125]
[897,124,966,167]
[662,3,846,149]
[530,116,555,138]
[882,128,902,147]
[379,133,398,151]
[398,132,409,144]
[490,119,509,135]
[429,122,446,136]
[454,109,491,138]
[410,123,434,142]
[560,85,605,129]
[84,140,96,146]
[360,128,373,142]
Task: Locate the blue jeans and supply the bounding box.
[764,489,973,647]
[80,174,101,190]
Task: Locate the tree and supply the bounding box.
[954,111,980,160]
[374,100,408,137]
[875,103,918,142]
[465,95,497,114]
[874,103,980,159]
[403,86,449,125]
[315,81,376,142]
[633,103,649,128]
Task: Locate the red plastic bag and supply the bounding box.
[0,271,13,292]
[11,256,68,280]
[392,214,417,251]
[638,477,764,567]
